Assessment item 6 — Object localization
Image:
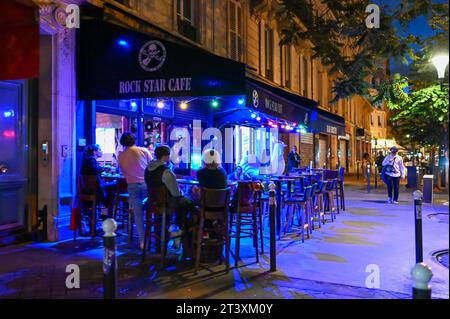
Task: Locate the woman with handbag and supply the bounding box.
[382,146,406,204]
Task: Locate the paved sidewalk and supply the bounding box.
[0,184,448,299]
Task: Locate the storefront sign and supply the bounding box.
[311,111,345,136]
[143,99,174,118]
[326,125,337,134]
[77,20,246,100]
[246,79,313,125]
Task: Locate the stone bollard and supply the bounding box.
[374,164,378,189]
[102,218,118,299]
[268,182,277,272]
[411,262,433,299]
[367,164,371,193]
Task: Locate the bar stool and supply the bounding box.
[194,187,231,274]
[283,186,313,242]
[77,175,105,238]
[314,180,328,226]
[230,181,262,267]
[324,179,338,222]
[113,177,133,243]
[142,187,171,268]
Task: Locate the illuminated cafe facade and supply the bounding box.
[77,18,346,179]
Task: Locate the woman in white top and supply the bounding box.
[382,146,406,204]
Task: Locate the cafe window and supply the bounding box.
[264,25,274,81]
[95,112,138,164]
[229,0,243,61]
[283,46,291,88]
[177,0,199,42]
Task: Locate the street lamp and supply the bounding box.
[431,54,449,90]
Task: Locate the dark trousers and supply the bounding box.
[386,176,400,201]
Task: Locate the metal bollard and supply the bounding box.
[356,161,360,180]
[268,182,277,272]
[374,164,378,189]
[411,263,433,299]
[102,218,118,299]
[367,164,371,193]
[413,190,423,263]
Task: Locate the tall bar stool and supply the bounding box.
[194,187,231,274]
[230,181,262,267]
[324,179,338,222]
[113,177,134,243]
[142,187,171,268]
[314,180,329,226]
[283,186,313,242]
[77,175,104,238]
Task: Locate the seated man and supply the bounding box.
[145,145,195,253]
[228,165,250,181]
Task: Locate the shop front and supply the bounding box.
[310,109,346,169]
[77,19,246,175]
[213,77,317,174]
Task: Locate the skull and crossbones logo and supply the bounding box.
[138,40,166,72]
[252,90,259,108]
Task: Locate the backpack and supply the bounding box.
[381,156,397,184]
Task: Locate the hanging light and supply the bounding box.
[211,99,219,108]
[256,116,261,121]
[251,113,257,119]
[281,124,285,129]
[238,98,245,105]
[157,100,165,108]
[180,101,188,110]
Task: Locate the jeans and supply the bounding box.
[128,182,147,244]
[386,176,400,201]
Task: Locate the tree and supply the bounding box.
[277,0,447,102]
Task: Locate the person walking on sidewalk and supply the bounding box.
[382,146,406,204]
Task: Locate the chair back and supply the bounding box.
[318,180,328,193]
[309,183,318,198]
[78,175,99,196]
[338,167,345,181]
[237,181,260,206]
[315,181,324,194]
[147,186,169,211]
[303,186,313,201]
[201,187,231,211]
[116,177,128,194]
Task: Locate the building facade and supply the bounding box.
[1,0,375,244]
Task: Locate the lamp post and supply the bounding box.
[431,54,449,90]
[431,54,449,188]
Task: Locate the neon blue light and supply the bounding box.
[130,101,137,107]
[251,113,257,119]
[117,39,130,47]
[3,110,14,118]
[238,98,245,105]
[191,153,202,170]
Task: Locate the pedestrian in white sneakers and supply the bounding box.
[382,146,406,204]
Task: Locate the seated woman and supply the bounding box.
[197,149,228,189]
[228,165,250,181]
[80,144,116,217]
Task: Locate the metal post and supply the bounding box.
[374,164,378,188]
[103,218,118,299]
[356,161,360,180]
[268,182,277,272]
[367,164,371,193]
[411,263,433,299]
[413,191,423,263]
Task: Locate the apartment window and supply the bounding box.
[229,0,243,61]
[378,115,382,127]
[264,25,274,81]
[113,0,132,7]
[370,115,374,126]
[283,46,291,88]
[302,56,308,96]
[177,0,198,42]
[317,71,323,105]
[310,59,314,100]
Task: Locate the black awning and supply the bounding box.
[245,77,318,125]
[77,19,246,100]
[310,108,346,136]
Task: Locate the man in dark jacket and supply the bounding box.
[287,146,301,173]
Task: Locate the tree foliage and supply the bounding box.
[277,0,448,102]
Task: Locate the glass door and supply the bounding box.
[0,81,27,228]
